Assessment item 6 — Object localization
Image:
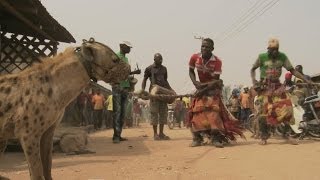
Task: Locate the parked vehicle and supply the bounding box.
[298,94,320,138]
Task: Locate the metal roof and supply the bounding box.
[0,0,75,43]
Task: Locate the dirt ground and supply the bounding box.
[1,123,320,180]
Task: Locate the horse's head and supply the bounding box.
[79,38,130,84]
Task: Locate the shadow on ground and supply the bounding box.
[0,135,151,172]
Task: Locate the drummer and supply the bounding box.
[188,38,244,147]
[141,53,173,140]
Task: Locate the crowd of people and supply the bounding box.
[76,89,150,130]
[74,37,316,147]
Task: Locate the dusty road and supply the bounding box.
[1,123,320,180]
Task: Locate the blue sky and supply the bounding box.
[42,0,320,93]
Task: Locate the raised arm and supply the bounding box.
[283,56,312,84]
[290,69,313,84]
[251,57,260,85]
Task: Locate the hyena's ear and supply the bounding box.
[82,37,95,44]
[89,37,95,43]
[80,44,95,62]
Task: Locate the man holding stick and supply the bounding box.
[188,38,244,148]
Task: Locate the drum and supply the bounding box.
[150,85,176,104]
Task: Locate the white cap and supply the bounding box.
[120,40,133,48]
[268,38,279,49]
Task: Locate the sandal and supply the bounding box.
[120,137,128,141]
[190,140,202,147]
[159,134,170,140]
[211,140,224,148]
[154,135,161,141]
